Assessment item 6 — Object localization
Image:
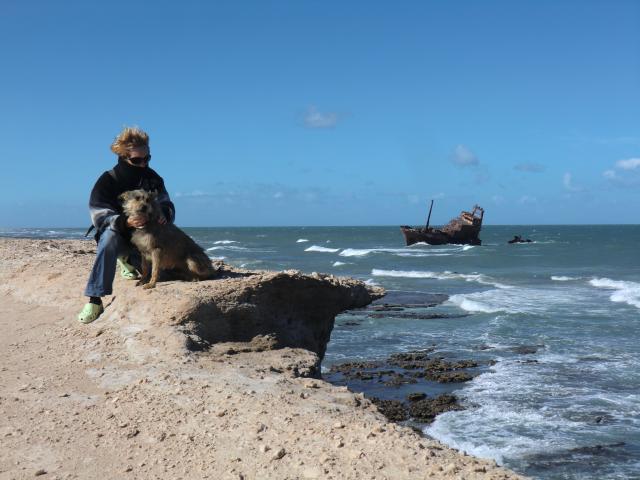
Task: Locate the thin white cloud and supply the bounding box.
[450,145,479,167]
[303,106,339,129]
[603,157,640,187]
[515,162,545,173]
[615,158,640,170]
[563,172,582,192]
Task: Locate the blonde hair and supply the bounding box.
[110,126,149,157]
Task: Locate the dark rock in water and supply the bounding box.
[369,305,406,312]
[371,291,449,307]
[383,373,418,387]
[370,398,408,422]
[523,440,633,476]
[341,321,361,326]
[388,350,436,369]
[420,358,479,372]
[371,393,464,424]
[569,442,626,455]
[406,392,427,402]
[328,361,384,375]
[367,312,469,320]
[423,371,474,383]
[326,348,486,426]
[510,345,544,355]
[407,394,464,423]
[389,350,435,362]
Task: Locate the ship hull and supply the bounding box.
[400,226,482,246]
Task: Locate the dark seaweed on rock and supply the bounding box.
[369,398,409,422]
[370,394,465,424]
[407,394,464,422]
[421,371,474,383]
[382,373,418,387]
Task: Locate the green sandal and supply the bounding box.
[117,256,140,280]
[77,303,104,324]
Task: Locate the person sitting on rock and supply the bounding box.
[78,127,175,324]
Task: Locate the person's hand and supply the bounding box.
[157,214,167,225]
[127,216,147,228]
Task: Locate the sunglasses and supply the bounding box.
[128,154,151,166]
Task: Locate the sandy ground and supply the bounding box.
[0,238,526,480]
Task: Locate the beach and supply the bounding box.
[0,237,523,480]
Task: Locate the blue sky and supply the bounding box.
[1,0,639,227]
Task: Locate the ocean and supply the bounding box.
[2,225,639,479]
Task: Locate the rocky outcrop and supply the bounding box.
[178,267,385,361]
[0,239,384,367]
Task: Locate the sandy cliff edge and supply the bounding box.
[0,238,526,479]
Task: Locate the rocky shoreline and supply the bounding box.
[325,348,487,426]
[0,238,526,479]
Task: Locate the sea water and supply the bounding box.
[3,225,639,479]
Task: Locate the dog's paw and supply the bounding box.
[142,283,156,290]
[135,280,145,287]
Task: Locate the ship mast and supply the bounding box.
[425,199,434,230]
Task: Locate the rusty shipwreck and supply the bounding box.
[400,201,484,246]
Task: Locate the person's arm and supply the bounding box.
[155,178,175,224]
[89,173,127,234]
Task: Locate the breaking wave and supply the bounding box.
[589,278,640,309]
[371,269,510,289]
[551,276,578,281]
[213,240,237,244]
[296,238,309,243]
[448,286,585,315]
[340,247,457,258]
[206,245,248,251]
[304,245,340,253]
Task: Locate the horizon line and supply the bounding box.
[1,223,640,229]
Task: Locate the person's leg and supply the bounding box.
[79,229,126,323]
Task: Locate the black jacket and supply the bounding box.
[88,160,175,240]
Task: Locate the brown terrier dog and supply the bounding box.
[119,189,216,289]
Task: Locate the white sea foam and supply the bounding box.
[208,255,225,260]
[425,360,582,465]
[206,245,248,251]
[589,277,640,309]
[296,238,309,243]
[551,275,578,281]
[340,247,456,258]
[304,245,340,253]
[213,240,237,244]
[448,285,585,314]
[332,261,347,267]
[339,248,372,257]
[371,269,510,289]
[394,252,452,257]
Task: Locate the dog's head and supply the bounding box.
[119,189,160,225]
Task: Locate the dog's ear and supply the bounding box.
[118,191,133,203]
